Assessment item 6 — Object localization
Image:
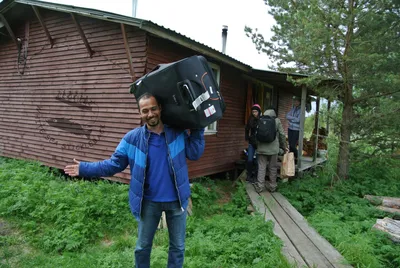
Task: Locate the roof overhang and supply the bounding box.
[246,69,342,98]
[246,69,313,95]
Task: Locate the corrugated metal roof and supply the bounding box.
[0,0,251,72]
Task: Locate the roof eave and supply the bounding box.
[140,21,251,72]
[10,0,251,72]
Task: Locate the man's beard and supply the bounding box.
[147,117,159,127]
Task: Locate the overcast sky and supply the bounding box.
[38,0,275,70]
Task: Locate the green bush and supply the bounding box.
[0,158,135,252]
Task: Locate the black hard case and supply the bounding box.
[130,55,226,129]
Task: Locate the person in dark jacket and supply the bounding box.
[64,93,205,268]
[245,104,261,182]
[255,108,287,193]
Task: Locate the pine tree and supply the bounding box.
[246,0,400,178]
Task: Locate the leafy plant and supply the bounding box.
[0,158,135,252]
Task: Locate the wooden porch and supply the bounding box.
[297,156,327,172]
[245,182,352,268]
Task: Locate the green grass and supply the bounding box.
[0,157,291,268]
[279,156,400,268]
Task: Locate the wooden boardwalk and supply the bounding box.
[245,183,352,268]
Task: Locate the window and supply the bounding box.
[204,63,220,134]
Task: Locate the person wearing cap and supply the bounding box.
[286,96,301,161]
[245,104,261,182]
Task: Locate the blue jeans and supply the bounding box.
[247,144,257,178]
[135,200,187,268]
[288,129,299,159]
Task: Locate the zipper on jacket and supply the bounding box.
[139,132,151,221]
[164,131,183,211]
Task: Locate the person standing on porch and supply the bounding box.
[245,104,261,183]
[255,107,286,193]
[64,93,205,268]
[286,96,301,162]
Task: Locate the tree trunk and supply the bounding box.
[364,195,400,209]
[373,217,400,243]
[337,84,353,179]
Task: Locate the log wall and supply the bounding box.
[0,9,146,182]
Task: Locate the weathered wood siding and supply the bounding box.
[278,90,294,135]
[146,35,248,178]
[0,9,146,182]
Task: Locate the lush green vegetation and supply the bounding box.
[0,157,290,268]
[279,142,400,268]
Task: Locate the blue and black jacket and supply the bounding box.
[79,124,205,221]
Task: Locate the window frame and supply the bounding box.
[204,62,220,135]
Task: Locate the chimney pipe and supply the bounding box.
[132,0,138,17]
[222,25,228,54]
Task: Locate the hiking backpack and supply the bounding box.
[256,116,277,143]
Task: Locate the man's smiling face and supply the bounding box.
[139,96,162,128]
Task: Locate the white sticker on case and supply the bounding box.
[192,91,210,110]
[204,105,216,118]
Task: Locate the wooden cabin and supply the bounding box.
[0,0,324,183]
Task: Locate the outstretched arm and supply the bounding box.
[64,138,130,178]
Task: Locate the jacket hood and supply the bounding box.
[263,109,276,117]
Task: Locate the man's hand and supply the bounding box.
[64,158,80,177]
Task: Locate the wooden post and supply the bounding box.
[0,14,18,50]
[71,13,94,57]
[326,100,331,135]
[121,23,136,82]
[32,6,54,47]
[297,86,307,169]
[313,96,320,162]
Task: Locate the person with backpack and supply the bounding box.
[254,107,287,193]
[245,104,261,183]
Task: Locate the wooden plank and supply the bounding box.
[32,6,54,47]
[260,191,334,268]
[272,192,352,268]
[297,86,307,169]
[121,23,136,81]
[377,206,400,215]
[313,96,320,162]
[0,14,18,49]
[231,169,246,186]
[245,183,307,267]
[70,13,95,57]
[373,218,400,243]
